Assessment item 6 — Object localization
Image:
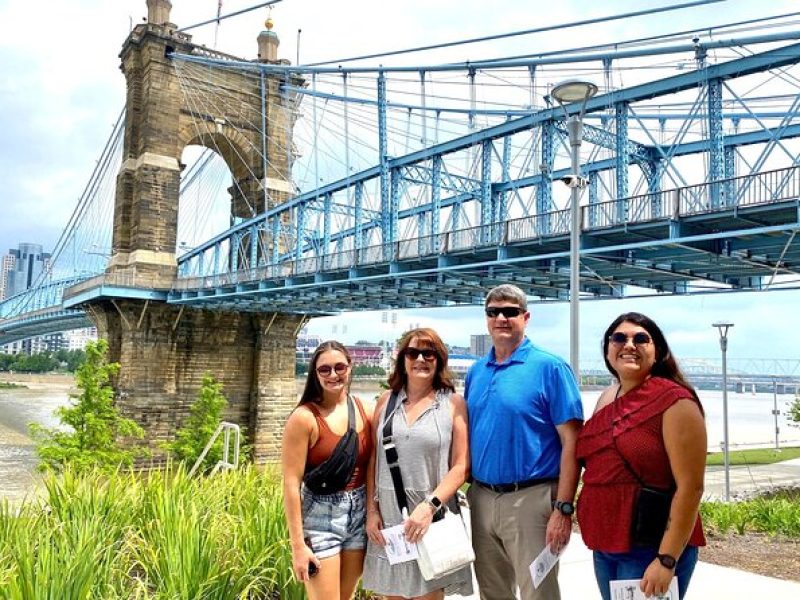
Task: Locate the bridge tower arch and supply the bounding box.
[88,0,303,463]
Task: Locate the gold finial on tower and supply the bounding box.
[265,16,274,31]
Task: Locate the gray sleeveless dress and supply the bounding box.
[362,388,473,597]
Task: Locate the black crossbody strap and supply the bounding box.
[304,394,356,475]
[346,393,356,432]
[381,391,409,514]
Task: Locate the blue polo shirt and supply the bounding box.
[465,337,583,485]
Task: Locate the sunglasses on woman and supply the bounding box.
[609,332,652,346]
[485,306,524,319]
[404,348,438,361]
[316,362,349,376]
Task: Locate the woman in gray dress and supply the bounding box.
[363,328,472,599]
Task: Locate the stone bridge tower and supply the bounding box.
[86,0,304,462]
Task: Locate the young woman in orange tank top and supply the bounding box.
[281,340,374,600]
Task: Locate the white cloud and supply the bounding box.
[2,0,800,364]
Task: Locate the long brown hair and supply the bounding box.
[602,312,698,399]
[298,340,352,405]
[388,328,455,393]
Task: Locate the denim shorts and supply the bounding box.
[302,485,367,559]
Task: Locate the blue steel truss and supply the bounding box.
[4,19,800,340]
[162,38,800,314]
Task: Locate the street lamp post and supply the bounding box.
[772,376,780,451]
[713,321,734,502]
[551,79,598,378]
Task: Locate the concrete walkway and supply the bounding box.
[704,456,800,500]
[453,458,800,599]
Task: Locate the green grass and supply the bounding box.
[0,464,377,599]
[706,446,800,466]
[701,489,800,537]
[0,381,26,389]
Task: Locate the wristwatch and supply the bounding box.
[656,553,677,569]
[551,500,575,516]
[424,494,443,512]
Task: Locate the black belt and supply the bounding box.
[474,477,557,493]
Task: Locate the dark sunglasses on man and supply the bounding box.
[485,306,524,319]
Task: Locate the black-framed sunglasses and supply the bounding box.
[609,332,652,346]
[404,348,438,361]
[485,306,524,319]
[316,362,350,376]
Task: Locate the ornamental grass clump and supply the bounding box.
[700,488,800,538]
[0,464,309,598]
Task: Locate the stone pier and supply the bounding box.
[90,300,302,463]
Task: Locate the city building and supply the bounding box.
[64,327,98,351]
[449,352,479,376]
[1,340,24,355]
[347,343,383,366]
[470,334,492,357]
[5,242,51,299]
[0,253,14,300]
[296,332,323,363]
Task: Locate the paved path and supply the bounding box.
[453,458,800,599]
[703,456,800,500]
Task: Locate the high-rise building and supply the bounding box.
[64,327,98,351]
[0,253,14,300]
[470,334,492,357]
[6,243,51,298]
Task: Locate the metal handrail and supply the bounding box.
[188,421,241,477]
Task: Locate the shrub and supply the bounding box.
[29,339,144,472]
[163,372,241,472]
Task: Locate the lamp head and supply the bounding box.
[551,79,598,105]
[712,321,734,341]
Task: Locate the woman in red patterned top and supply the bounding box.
[576,312,706,600]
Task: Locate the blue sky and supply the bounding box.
[1,0,798,362]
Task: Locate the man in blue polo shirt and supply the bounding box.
[466,284,583,600]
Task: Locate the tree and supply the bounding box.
[164,372,229,472]
[788,392,800,427]
[29,339,144,472]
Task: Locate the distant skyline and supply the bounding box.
[2,0,799,362]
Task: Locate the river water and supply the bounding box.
[2,379,799,503]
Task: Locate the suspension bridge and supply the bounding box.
[1,0,800,458]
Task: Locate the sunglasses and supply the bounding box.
[316,362,349,377]
[609,332,652,346]
[404,348,438,361]
[485,306,524,319]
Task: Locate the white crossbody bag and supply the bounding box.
[382,392,475,581]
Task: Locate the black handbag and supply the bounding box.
[303,395,359,494]
[611,411,675,547]
[631,485,674,547]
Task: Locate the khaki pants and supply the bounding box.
[468,481,559,600]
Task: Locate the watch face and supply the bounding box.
[657,554,677,569]
[555,501,574,515]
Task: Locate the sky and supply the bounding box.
[1,0,799,365]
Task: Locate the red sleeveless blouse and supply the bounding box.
[305,396,372,490]
[576,377,706,552]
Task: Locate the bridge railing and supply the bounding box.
[169,165,800,292]
[61,271,174,302]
